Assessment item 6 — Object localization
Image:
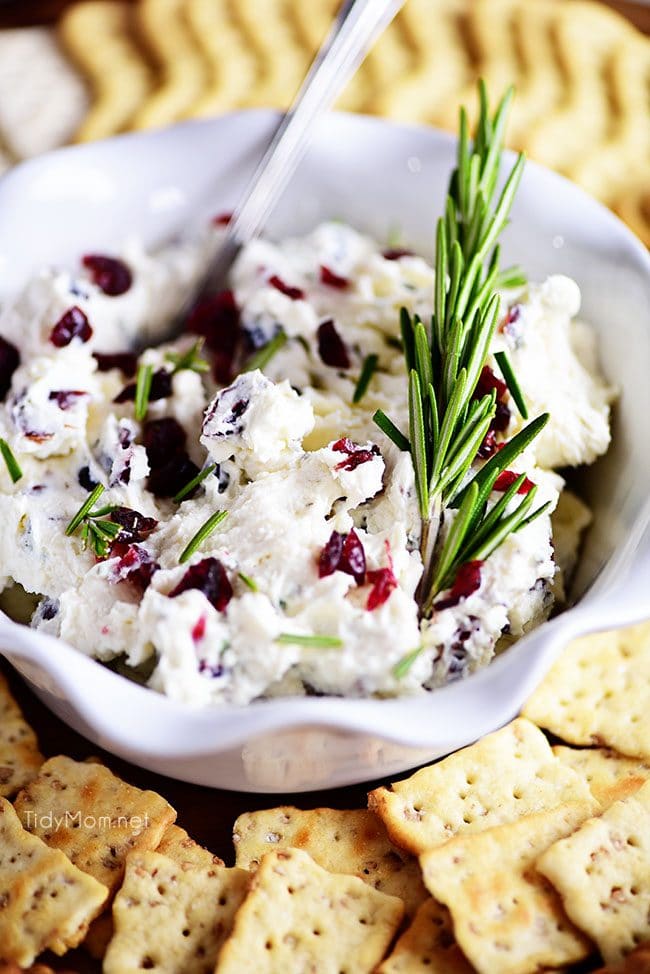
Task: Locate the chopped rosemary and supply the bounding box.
[179,510,228,564]
[375,82,549,617]
[392,646,424,679]
[134,363,154,422]
[494,350,528,419]
[0,438,22,483]
[166,338,210,374]
[353,353,379,403]
[496,265,526,289]
[173,463,217,504]
[242,330,287,373]
[238,571,258,592]
[275,633,343,649]
[65,484,124,557]
[66,483,105,535]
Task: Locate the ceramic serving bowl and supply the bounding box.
[0,111,649,793]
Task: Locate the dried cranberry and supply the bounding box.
[318,531,344,578]
[192,614,207,642]
[339,530,366,585]
[434,560,484,611]
[500,303,522,333]
[493,470,535,494]
[78,466,99,491]
[114,368,172,405]
[147,453,200,499]
[493,400,511,433]
[93,351,138,376]
[109,543,159,593]
[82,254,132,296]
[212,212,233,226]
[474,365,507,402]
[142,417,186,468]
[317,320,350,369]
[0,337,19,400]
[320,265,349,289]
[478,429,498,459]
[332,437,380,471]
[187,290,240,385]
[382,248,414,260]
[109,507,158,542]
[268,275,305,301]
[170,557,232,612]
[50,306,92,347]
[366,567,397,611]
[48,390,88,410]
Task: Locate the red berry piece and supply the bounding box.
[114,368,172,405]
[50,306,93,348]
[93,352,138,376]
[366,566,397,610]
[187,290,240,385]
[0,337,20,400]
[493,470,535,494]
[317,320,350,369]
[109,543,159,593]
[339,529,366,585]
[332,437,381,471]
[434,560,484,612]
[82,254,132,296]
[319,265,349,289]
[47,390,88,410]
[268,274,305,301]
[212,212,233,226]
[109,507,158,543]
[170,557,233,612]
[318,531,344,578]
[382,248,414,260]
[142,417,186,468]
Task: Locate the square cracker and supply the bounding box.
[233,806,427,919]
[14,754,176,893]
[156,823,224,869]
[536,780,650,963]
[368,718,596,854]
[522,624,650,759]
[0,797,108,967]
[217,847,404,974]
[103,850,248,974]
[376,897,473,974]
[553,745,650,808]
[419,802,595,974]
[0,672,43,798]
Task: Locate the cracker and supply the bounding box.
[0,672,43,798]
[14,754,176,893]
[104,850,248,974]
[156,823,224,869]
[368,718,596,854]
[0,797,108,967]
[233,806,427,919]
[420,803,595,974]
[217,847,404,974]
[537,780,650,964]
[615,183,650,248]
[185,0,257,117]
[133,0,208,129]
[553,746,650,808]
[507,0,564,151]
[59,2,153,142]
[376,898,473,974]
[522,624,650,760]
[593,942,650,972]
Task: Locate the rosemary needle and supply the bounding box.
[0,438,22,483]
[179,510,228,564]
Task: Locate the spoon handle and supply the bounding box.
[198,0,405,296]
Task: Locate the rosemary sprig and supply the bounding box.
[238,571,258,592]
[179,510,228,564]
[173,463,217,504]
[242,330,287,373]
[166,339,210,374]
[376,83,549,616]
[275,633,343,649]
[353,353,379,403]
[0,438,22,483]
[134,363,153,422]
[66,484,105,535]
[65,484,124,557]
[392,646,424,679]
[494,350,528,418]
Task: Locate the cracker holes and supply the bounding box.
[140,957,155,969]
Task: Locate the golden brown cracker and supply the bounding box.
[593,942,650,973]
[368,718,596,854]
[615,182,650,248]
[156,822,224,869]
[376,897,474,974]
[537,781,650,965]
[0,671,43,798]
[0,797,108,967]
[59,2,153,142]
[420,803,595,974]
[14,754,176,893]
[185,0,257,117]
[217,847,404,974]
[522,623,650,760]
[233,805,427,919]
[104,850,248,974]
[553,745,650,809]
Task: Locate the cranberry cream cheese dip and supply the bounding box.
[0,91,614,708]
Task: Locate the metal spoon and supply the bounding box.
[181,0,405,317]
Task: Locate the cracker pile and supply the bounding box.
[1,621,650,971]
[0,0,648,245]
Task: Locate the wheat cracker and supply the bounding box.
[376,897,473,974]
[185,0,257,117]
[14,754,175,893]
[368,718,596,854]
[537,780,650,964]
[0,671,43,798]
[615,182,650,248]
[553,745,650,808]
[217,847,404,974]
[233,805,427,919]
[522,624,650,760]
[420,803,595,974]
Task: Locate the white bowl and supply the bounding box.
[0,111,649,793]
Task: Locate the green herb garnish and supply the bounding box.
[66,484,105,535]
[173,463,217,504]
[179,510,228,564]
[65,484,124,557]
[392,646,424,679]
[494,350,528,419]
[242,330,287,373]
[134,363,154,422]
[353,353,379,403]
[166,338,210,374]
[275,633,343,649]
[238,571,258,592]
[0,438,22,483]
[375,83,547,617]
